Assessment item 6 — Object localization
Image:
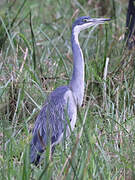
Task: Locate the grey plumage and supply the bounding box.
[30,86,76,165]
[30,16,110,165]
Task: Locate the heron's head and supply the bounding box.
[72,16,110,34]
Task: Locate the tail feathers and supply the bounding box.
[30,133,44,165]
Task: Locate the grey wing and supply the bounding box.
[30,86,77,164]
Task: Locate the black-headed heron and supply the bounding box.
[30,16,110,165]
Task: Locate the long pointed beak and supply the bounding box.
[89,18,111,24]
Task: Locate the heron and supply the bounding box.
[30,16,110,165]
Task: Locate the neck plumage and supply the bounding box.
[69,29,84,106]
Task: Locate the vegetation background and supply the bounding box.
[0,0,135,179]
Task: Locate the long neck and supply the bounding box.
[69,29,84,106]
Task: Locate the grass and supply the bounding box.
[0,0,135,179]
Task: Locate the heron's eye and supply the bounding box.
[83,18,89,22]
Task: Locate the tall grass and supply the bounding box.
[0,0,135,179]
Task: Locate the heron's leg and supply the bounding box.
[51,145,55,154]
[49,145,55,161]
